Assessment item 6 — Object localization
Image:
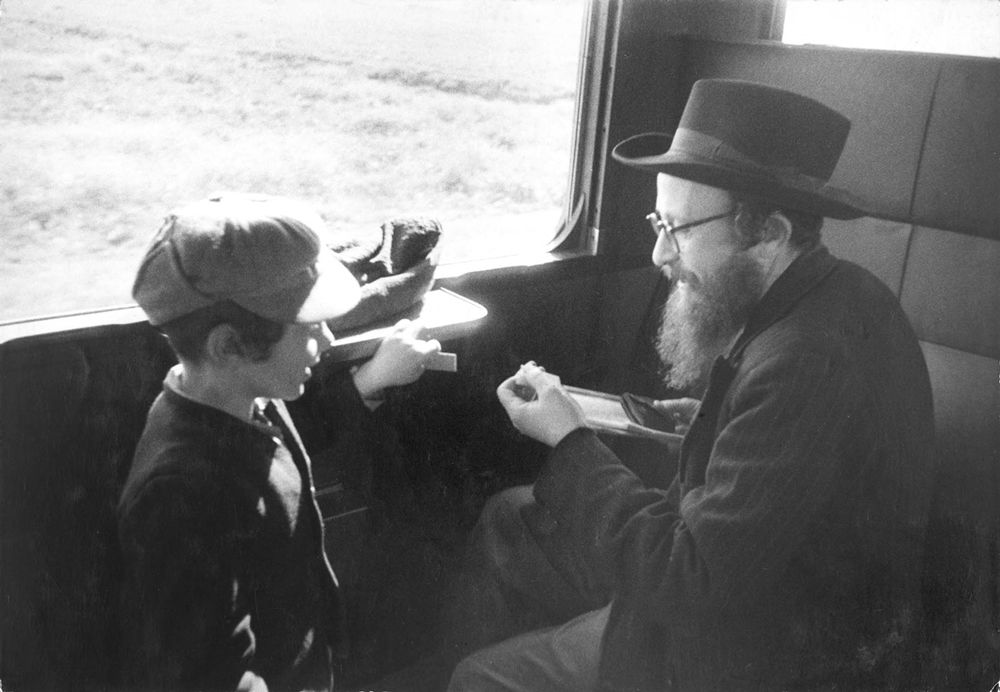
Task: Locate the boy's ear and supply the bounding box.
[204,323,244,364]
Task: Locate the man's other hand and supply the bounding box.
[651,397,700,435]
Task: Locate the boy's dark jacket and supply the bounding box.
[118,372,365,691]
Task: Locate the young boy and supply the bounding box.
[118,194,441,691]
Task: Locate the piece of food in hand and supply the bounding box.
[511,382,537,401]
[425,351,458,372]
[511,363,539,400]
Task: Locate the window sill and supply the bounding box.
[0,246,652,347]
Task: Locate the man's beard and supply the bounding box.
[656,251,766,392]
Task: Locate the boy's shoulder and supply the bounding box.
[122,389,272,513]
[121,392,220,510]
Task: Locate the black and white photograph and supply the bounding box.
[2,1,998,690]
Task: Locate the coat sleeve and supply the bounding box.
[533,344,863,625]
[118,474,266,691]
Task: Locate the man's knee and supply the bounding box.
[447,607,609,692]
[473,484,536,571]
[442,485,541,654]
[448,653,495,692]
[479,485,534,534]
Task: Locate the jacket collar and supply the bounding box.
[159,376,286,483]
[727,244,838,366]
[163,363,283,438]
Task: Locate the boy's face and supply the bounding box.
[240,321,335,401]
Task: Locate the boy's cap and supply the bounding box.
[133,194,362,326]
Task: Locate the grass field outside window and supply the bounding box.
[1,0,586,322]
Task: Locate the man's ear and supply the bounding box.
[204,323,244,364]
[747,211,793,268]
[762,211,793,245]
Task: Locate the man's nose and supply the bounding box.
[651,230,679,268]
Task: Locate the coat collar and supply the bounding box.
[727,244,838,366]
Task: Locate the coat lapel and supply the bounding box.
[729,246,838,367]
[677,245,840,495]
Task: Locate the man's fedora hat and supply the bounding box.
[612,79,864,219]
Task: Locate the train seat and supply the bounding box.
[0,326,175,689]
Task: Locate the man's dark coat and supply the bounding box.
[534,246,935,690]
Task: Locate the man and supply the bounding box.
[447,80,935,691]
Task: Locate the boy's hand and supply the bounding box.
[651,397,700,434]
[351,319,441,400]
[496,362,587,447]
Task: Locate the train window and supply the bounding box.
[783,0,1000,58]
[1,0,588,324]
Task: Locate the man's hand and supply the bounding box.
[351,319,441,400]
[651,397,701,434]
[496,362,587,447]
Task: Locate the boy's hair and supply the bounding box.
[158,300,287,364]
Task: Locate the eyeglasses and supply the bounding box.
[645,208,736,255]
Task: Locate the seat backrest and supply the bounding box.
[0,324,175,690]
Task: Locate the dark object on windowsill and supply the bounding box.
[329,218,442,332]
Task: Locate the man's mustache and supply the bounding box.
[668,265,700,289]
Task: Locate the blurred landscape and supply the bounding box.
[1,0,585,322]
